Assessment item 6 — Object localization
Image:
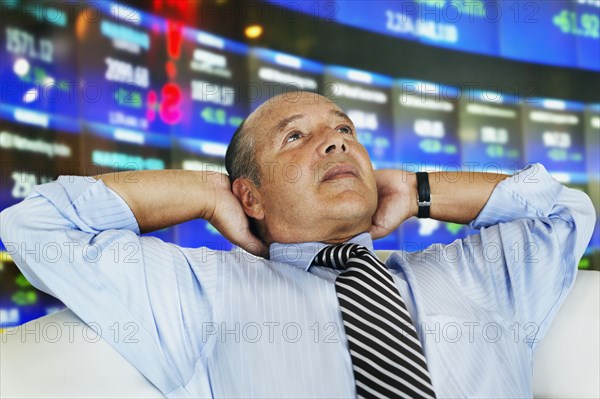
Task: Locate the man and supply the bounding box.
[0,91,595,398]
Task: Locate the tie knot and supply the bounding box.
[311,243,371,270]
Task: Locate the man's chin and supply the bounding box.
[325,201,374,227]
[327,189,376,208]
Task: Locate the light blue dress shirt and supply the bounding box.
[0,164,595,398]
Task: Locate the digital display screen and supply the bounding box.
[77,1,171,137]
[393,79,461,168]
[0,251,65,328]
[584,104,600,263]
[171,28,248,158]
[0,0,79,131]
[458,90,523,174]
[575,1,600,71]
[247,48,323,110]
[338,0,498,55]
[334,0,501,55]
[334,0,419,42]
[268,0,600,71]
[585,104,600,182]
[498,0,585,69]
[76,2,175,243]
[417,0,499,55]
[522,98,587,184]
[0,119,80,210]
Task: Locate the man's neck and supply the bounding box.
[268,233,374,270]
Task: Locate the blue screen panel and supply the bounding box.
[171,28,249,157]
[268,0,597,70]
[392,79,461,168]
[575,1,600,71]
[78,2,171,136]
[458,90,523,174]
[522,98,587,184]
[499,0,577,68]
[335,0,419,41]
[0,119,81,210]
[585,104,600,259]
[247,48,323,110]
[0,0,79,132]
[335,0,500,55]
[416,0,500,56]
[585,104,600,181]
[176,219,233,251]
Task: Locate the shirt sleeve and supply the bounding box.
[0,176,217,395]
[450,163,595,349]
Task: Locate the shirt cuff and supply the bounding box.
[468,163,564,229]
[34,176,140,234]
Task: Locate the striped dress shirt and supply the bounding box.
[0,163,595,398]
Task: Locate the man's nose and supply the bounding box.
[320,127,347,155]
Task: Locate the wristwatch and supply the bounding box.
[416,172,430,219]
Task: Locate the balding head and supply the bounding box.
[225,91,332,186]
[226,91,377,245]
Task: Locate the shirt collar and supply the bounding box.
[269,232,374,271]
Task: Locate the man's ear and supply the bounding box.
[231,178,265,220]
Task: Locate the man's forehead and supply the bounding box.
[251,93,341,127]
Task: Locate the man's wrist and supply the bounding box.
[407,172,419,219]
[198,171,228,221]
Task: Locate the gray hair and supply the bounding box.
[225,119,262,187]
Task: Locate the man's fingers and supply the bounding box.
[237,238,268,258]
[229,226,268,258]
[369,224,387,240]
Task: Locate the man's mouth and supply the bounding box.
[322,163,360,182]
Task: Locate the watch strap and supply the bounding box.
[416,172,430,219]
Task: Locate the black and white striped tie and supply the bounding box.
[312,243,436,399]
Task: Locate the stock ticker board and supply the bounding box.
[269,0,600,71]
[1,0,599,327]
[0,0,80,131]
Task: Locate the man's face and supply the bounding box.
[246,92,378,244]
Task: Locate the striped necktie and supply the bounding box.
[312,243,436,399]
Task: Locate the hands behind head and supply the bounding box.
[206,169,416,257]
[369,169,418,240]
[205,173,268,258]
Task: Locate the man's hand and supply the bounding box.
[369,168,509,240]
[370,170,417,239]
[97,170,267,257]
[205,174,267,257]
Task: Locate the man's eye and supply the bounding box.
[286,131,303,142]
[337,125,353,134]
